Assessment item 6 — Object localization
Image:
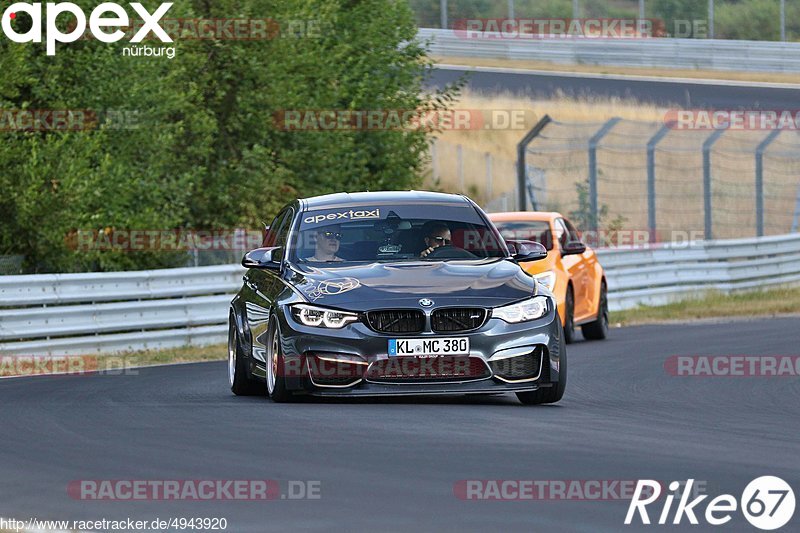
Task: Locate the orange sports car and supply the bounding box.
[489,212,608,343]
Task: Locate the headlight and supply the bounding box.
[492,296,550,323]
[533,271,556,291]
[291,304,359,328]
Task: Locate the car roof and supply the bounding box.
[488,211,562,222]
[300,191,472,211]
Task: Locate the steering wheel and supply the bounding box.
[424,245,477,259]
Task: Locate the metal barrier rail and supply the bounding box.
[419,28,800,73]
[1,233,799,355]
[598,233,800,310]
[0,264,243,356]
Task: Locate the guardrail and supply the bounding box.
[1,233,799,355]
[419,28,800,73]
[0,265,243,356]
[598,233,800,311]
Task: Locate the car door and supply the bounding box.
[556,217,589,319]
[244,207,293,364]
[563,217,598,317]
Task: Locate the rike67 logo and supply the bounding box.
[626,477,795,530]
[1,2,173,55]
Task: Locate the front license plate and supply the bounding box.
[388,338,470,357]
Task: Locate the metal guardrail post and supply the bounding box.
[702,129,725,240]
[516,115,552,211]
[588,118,621,232]
[646,124,671,243]
[440,0,447,29]
[755,130,781,237]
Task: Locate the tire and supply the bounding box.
[229,317,263,396]
[266,318,294,403]
[563,284,576,344]
[581,281,609,341]
[516,323,567,405]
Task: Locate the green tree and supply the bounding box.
[0,0,457,273]
[716,0,783,41]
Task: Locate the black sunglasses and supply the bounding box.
[320,231,342,240]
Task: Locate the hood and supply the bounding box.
[287,259,535,311]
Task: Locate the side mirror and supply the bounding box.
[561,241,586,256]
[242,247,282,270]
[506,240,548,263]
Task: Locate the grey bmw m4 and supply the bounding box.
[228,191,566,404]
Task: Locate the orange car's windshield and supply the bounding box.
[494,220,554,251]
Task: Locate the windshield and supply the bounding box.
[291,204,506,263]
[493,220,555,251]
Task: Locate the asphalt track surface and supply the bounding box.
[428,66,800,109]
[1,317,798,532]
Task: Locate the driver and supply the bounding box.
[420,222,452,258]
[308,225,344,262]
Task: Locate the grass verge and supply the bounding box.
[611,287,800,326]
[115,343,226,367]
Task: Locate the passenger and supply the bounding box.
[308,225,344,262]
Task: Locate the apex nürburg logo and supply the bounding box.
[1,2,173,55]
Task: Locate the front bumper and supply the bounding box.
[269,303,563,398]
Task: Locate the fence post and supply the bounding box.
[646,124,671,243]
[516,115,552,211]
[588,118,621,232]
[755,130,781,237]
[457,144,464,193]
[440,0,448,29]
[708,0,715,39]
[781,0,786,41]
[702,129,724,240]
[508,0,515,20]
